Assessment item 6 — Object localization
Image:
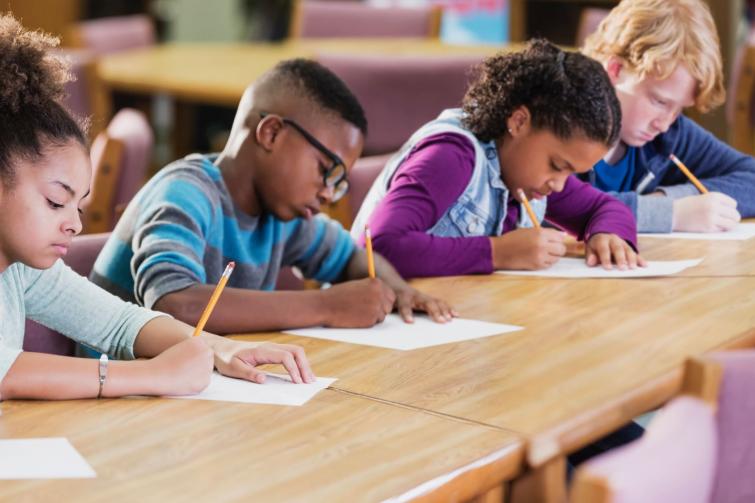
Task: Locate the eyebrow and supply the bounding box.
[51,180,90,199]
[555,158,576,173]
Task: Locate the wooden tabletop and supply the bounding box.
[0,389,522,502]
[96,39,513,106]
[231,234,755,467]
[637,234,755,277]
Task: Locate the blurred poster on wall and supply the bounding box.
[368,0,509,45]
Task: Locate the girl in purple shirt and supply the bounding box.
[354,40,646,278]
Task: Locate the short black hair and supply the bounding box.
[462,38,621,146]
[270,58,368,136]
[0,14,86,187]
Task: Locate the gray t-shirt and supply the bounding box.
[0,259,163,383]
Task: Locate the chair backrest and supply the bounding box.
[703,350,755,503]
[570,396,717,503]
[317,53,481,155]
[575,8,610,47]
[68,14,156,55]
[292,1,441,39]
[83,108,153,234]
[23,233,111,356]
[53,48,97,121]
[727,27,755,155]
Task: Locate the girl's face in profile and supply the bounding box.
[497,108,607,202]
[0,140,91,271]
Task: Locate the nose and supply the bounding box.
[549,174,568,193]
[651,108,678,134]
[65,208,83,236]
[317,184,336,203]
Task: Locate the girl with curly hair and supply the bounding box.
[0,14,314,401]
[352,39,645,278]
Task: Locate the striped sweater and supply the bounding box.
[91,154,355,308]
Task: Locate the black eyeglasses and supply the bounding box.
[259,112,349,202]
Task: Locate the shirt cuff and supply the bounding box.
[637,195,674,233]
[656,183,700,200]
[0,347,23,391]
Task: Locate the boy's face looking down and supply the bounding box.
[242,111,364,222]
[606,57,697,147]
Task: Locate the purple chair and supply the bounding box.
[53,48,97,120]
[317,53,482,155]
[571,351,755,503]
[347,153,392,223]
[69,14,156,55]
[727,26,755,155]
[24,233,111,356]
[83,108,153,233]
[292,1,441,39]
[575,8,610,47]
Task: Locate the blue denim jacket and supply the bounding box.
[351,109,546,240]
[580,115,755,232]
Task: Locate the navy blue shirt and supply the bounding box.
[593,147,637,193]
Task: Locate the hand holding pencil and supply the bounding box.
[668,153,741,232]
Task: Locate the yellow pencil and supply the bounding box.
[669,154,708,194]
[192,261,235,337]
[517,189,541,229]
[365,225,376,279]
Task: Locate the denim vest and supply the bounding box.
[351,109,547,240]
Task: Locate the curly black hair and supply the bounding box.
[462,39,621,145]
[0,14,86,186]
[269,58,368,136]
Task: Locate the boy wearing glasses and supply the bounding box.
[91,59,455,334]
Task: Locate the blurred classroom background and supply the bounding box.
[2,0,750,234]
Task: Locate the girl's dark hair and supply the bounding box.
[462,39,621,145]
[0,14,86,186]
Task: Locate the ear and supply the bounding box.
[605,56,624,85]
[506,106,531,138]
[255,115,285,152]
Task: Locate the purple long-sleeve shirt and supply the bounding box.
[364,133,637,278]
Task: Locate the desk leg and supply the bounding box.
[509,456,566,503]
[173,100,196,160]
[468,484,504,503]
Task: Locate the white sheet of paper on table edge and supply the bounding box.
[285,315,523,351]
[495,258,703,278]
[0,437,96,479]
[639,223,755,241]
[166,372,336,406]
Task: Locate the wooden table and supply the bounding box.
[238,274,755,456]
[96,39,511,107]
[94,38,511,157]
[0,390,522,502]
[637,234,755,277]
[228,234,755,499]
[5,233,753,501]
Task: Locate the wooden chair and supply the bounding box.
[322,153,392,229]
[290,0,442,39]
[570,351,755,503]
[83,109,153,234]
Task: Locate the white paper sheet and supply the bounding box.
[0,438,95,479]
[496,257,703,278]
[640,223,755,241]
[168,372,336,406]
[284,314,522,350]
